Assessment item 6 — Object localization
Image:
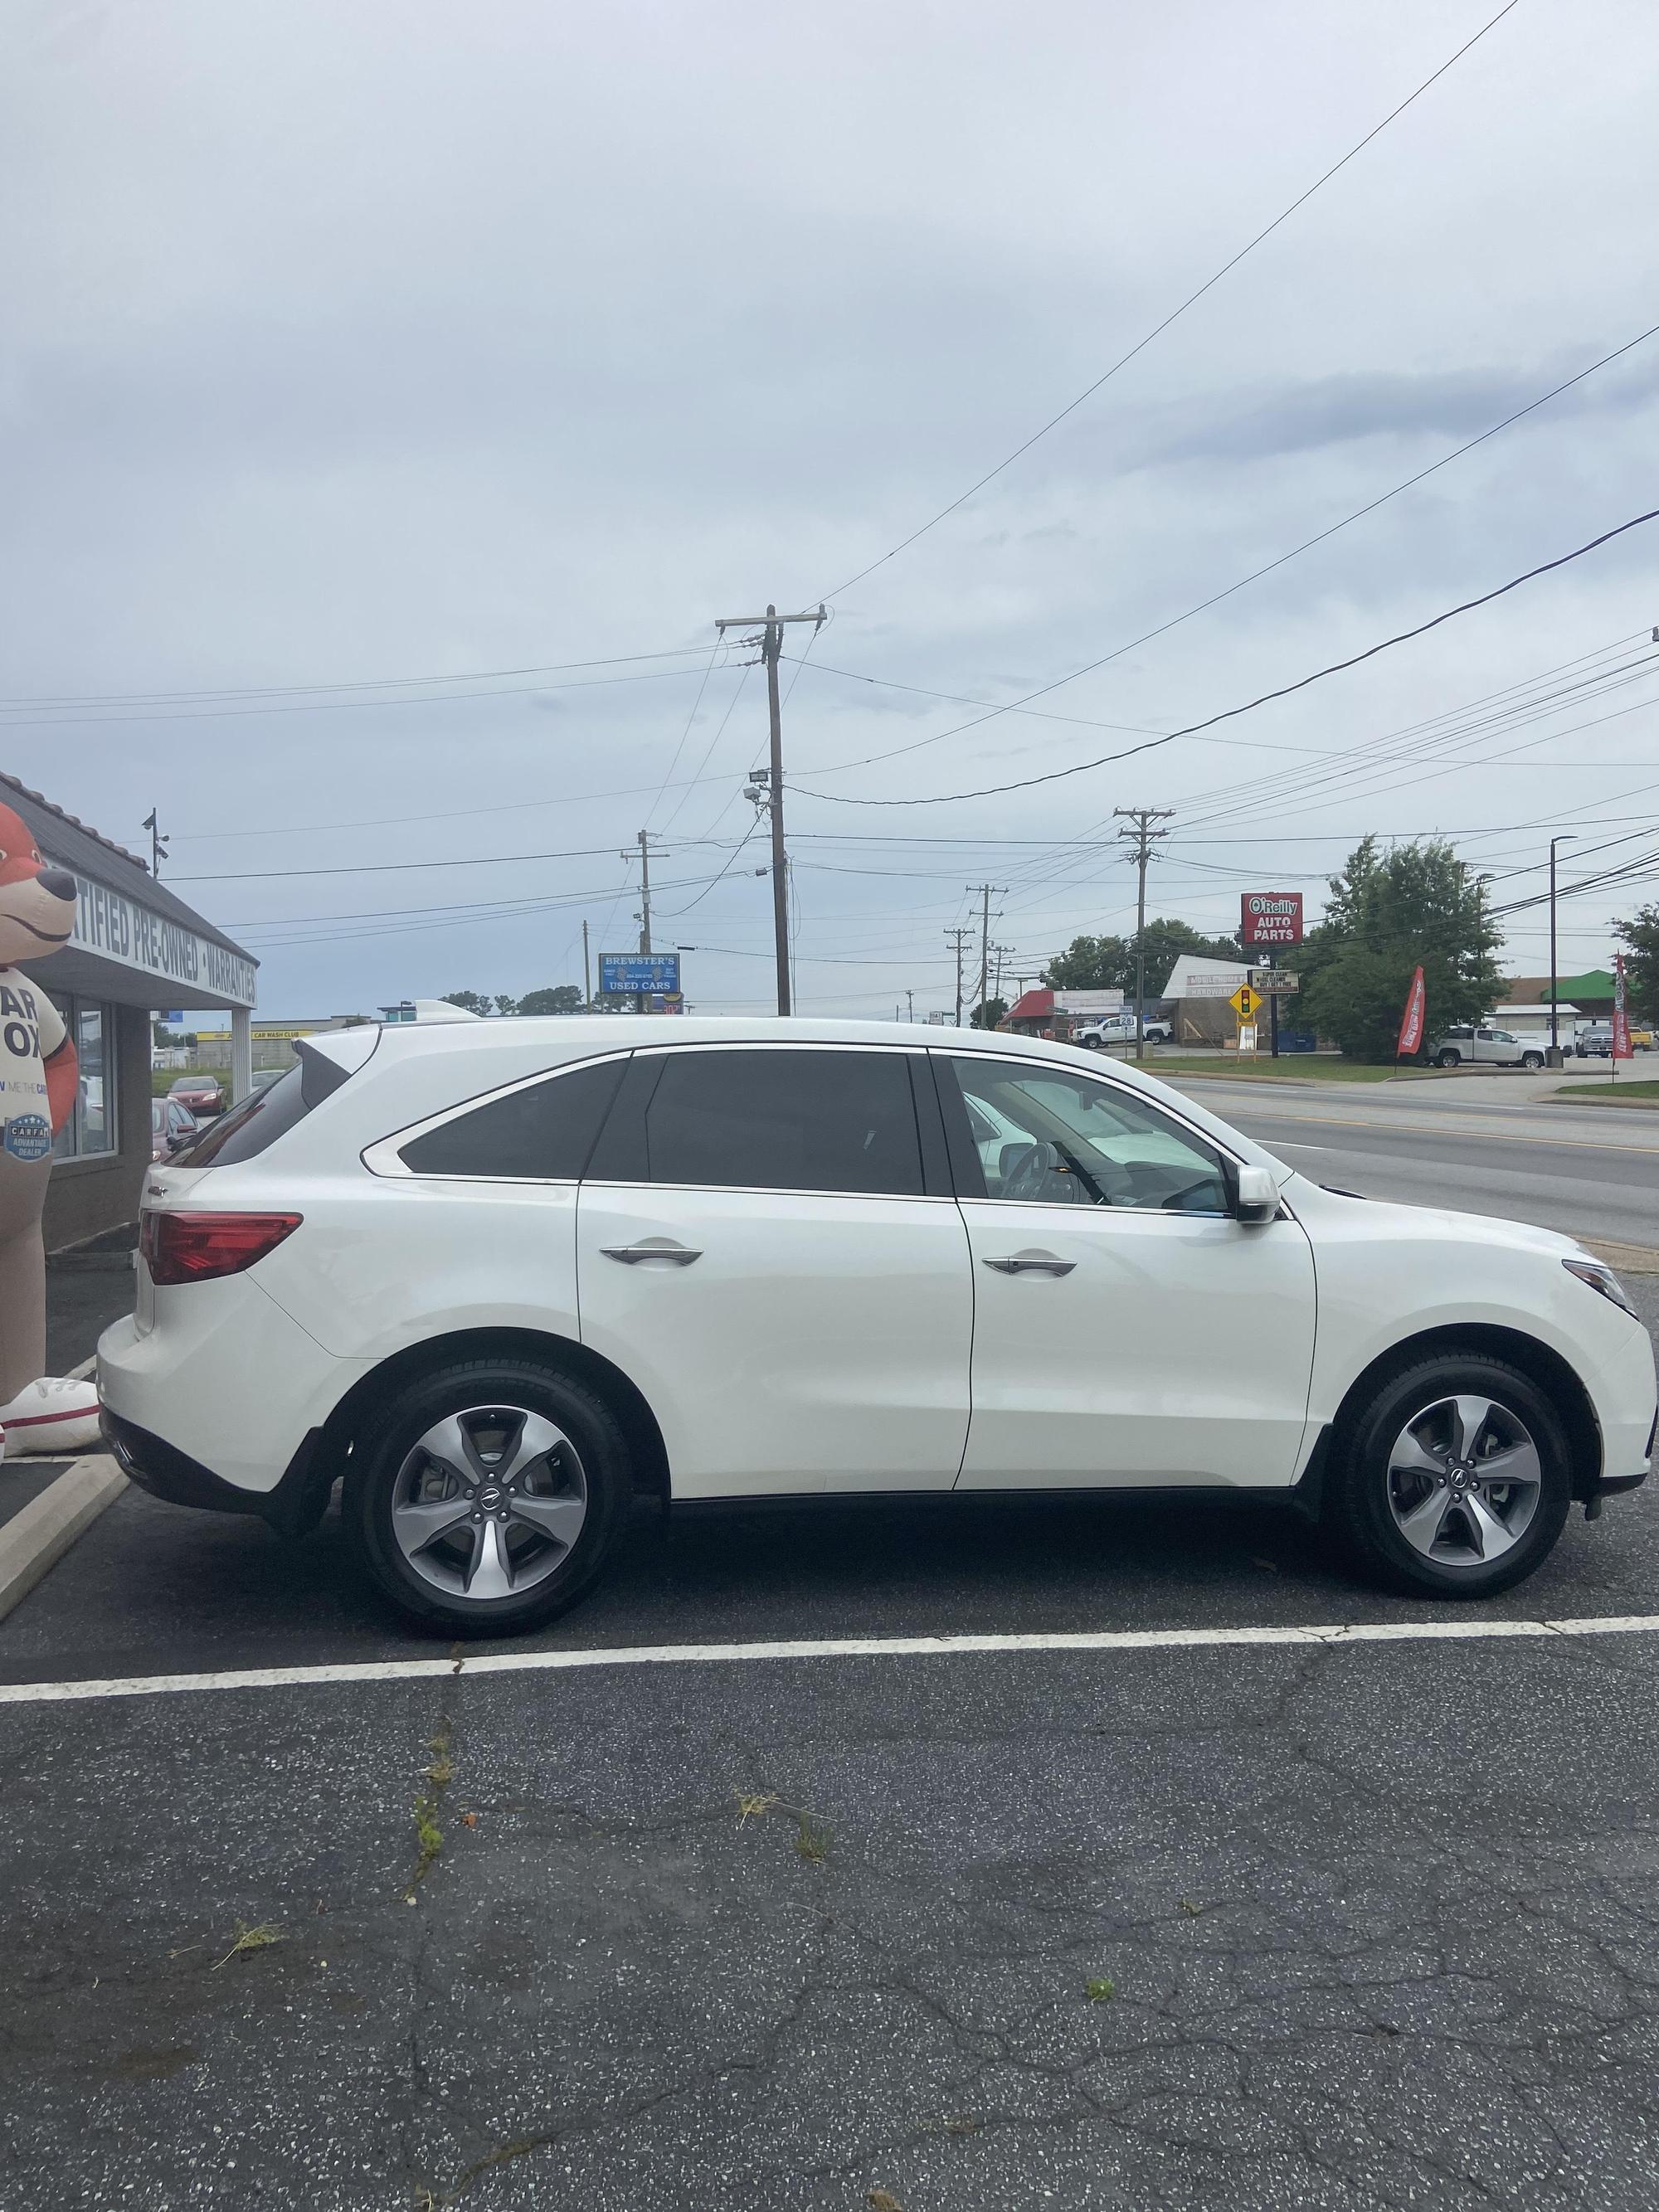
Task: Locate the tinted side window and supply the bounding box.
[941,1056,1229,1213]
[643,1048,923,1196]
[401,1057,625,1179]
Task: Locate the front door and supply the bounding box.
[935,1053,1316,1491]
[577,1044,973,1500]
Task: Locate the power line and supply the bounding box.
[796,507,1659,807]
[0,659,735,732]
[795,326,1659,796]
[815,0,1523,601]
[0,641,712,711]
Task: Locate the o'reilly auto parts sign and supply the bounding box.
[1240,892,1303,947]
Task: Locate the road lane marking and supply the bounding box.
[1,1615,1657,1706]
[1233,1108,1659,1155]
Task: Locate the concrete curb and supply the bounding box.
[1583,1240,1659,1276]
[0,1456,127,1626]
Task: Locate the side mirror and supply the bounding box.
[1233,1163,1280,1225]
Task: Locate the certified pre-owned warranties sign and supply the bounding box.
[60,861,257,1008]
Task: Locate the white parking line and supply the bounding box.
[1,1614,1657,1707]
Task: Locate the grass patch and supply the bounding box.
[213,1921,284,1970]
[1147,1056,1413,1084]
[151,1066,231,1096]
[1083,1976,1117,2003]
[732,1786,833,1864]
[405,1719,455,1901]
[794,1814,834,1864]
[1550,1079,1659,1106]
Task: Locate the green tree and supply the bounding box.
[1614,907,1659,1023]
[1044,918,1239,999]
[515,984,585,1017]
[973,995,1009,1029]
[1300,837,1501,1062]
[493,993,520,1017]
[440,990,493,1016]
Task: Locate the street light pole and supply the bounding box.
[1549,834,1577,1057]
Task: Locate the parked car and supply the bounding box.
[100,1017,1653,1634]
[1430,1025,1545,1071]
[1075,1013,1173,1048]
[150,1096,199,1161]
[1573,1024,1653,1057]
[168,1072,225,1119]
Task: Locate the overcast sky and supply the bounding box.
[6,0,1658,1018]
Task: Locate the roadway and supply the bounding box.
[1168,1076,1659,1254]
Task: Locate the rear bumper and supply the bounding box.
[101,1407,333,1537]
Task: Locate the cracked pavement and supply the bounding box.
[1,1282,1656,2209]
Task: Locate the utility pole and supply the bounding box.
[623,829,669,955]
[905,989,915,1023]
[621,830,669,1012]
[968,885,1007,1028]
[944,926,970,1027]
[142,808,168,878]
[715,601,826,1015]
[1548,834,1577,1059]
[581,919,592,1010]
[1114,809,1174,1061]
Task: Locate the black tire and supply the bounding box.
[1521,1052,1545,1072]
[1435,1048,1461,1068]
[1324,1353,1573,1599]
[1078,1035,1103,1050]
[343,1355,632,1634]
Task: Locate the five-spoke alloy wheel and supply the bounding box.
[1328,1353,1572,1597]
[1384,1393,1542,1569]
[345,1357,630,1631]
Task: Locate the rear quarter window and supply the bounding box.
[397,1055,626,1179]
[172,1048,352,1167]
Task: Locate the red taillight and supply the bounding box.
[142,1210,302,1286]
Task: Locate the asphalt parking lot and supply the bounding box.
[2,1272,1657,2210]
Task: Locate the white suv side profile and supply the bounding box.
[99,1017,1655,1634]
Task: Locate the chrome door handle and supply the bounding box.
[601,1239,702,1266]
[981,1250,1075,1276]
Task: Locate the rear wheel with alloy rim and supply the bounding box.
[1326,1354,1572,1597]
[345,1358,630,1631]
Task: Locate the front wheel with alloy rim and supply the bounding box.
[343,1358,631,1632]
[1326,1353,1573,1597]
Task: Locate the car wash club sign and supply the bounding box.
[60,862,257,1007]
[1239,892,1304,948]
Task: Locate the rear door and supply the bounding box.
[577,1043,973,1500]
[936,1052,1316,1491]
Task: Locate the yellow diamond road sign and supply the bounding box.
[1229,983,1262,1022]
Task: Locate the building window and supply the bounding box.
[48,994,117,1160]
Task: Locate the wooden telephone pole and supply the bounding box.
[968,885,1008,1028]
[944,926,970,1026]
[1114,808,1173,1061]
[714,602,826,1014]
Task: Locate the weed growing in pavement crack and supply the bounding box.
[405,1719,455,1901]
[732,1786,833,1862]
[794,1813,833,1864]
[868,2191,905,2211]
[1084,1976,1117,2003]
[212,1922,285,1970]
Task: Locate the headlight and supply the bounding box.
[1564,1257,1637,1316]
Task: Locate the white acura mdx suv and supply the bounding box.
[99,1018,1655,1633]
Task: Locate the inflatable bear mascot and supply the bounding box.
[0,801,102,1457]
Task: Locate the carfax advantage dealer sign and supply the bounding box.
[1239,892,1303,947]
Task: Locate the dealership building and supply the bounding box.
[7,774,258,1252]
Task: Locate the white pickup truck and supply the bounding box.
[1429,1024,1545,1071]
[1074,1013,1174,1048]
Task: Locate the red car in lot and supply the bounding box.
[167,1073,225,1120]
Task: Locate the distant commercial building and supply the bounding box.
[5,773,257,1252]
